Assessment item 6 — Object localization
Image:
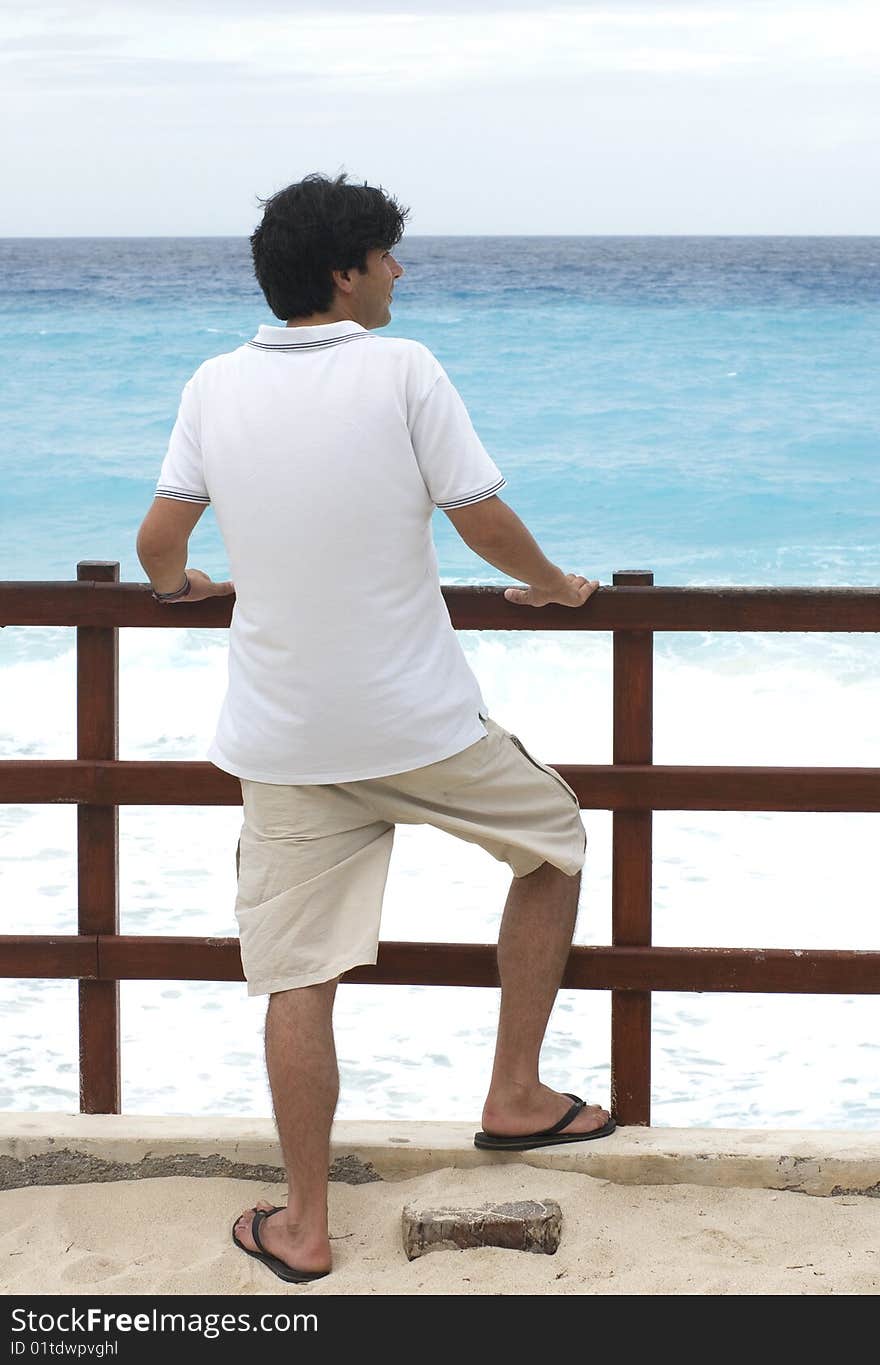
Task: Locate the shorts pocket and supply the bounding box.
[509,733,580,810]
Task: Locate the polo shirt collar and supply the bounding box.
[248,321,368,351]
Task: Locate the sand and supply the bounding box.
[2,1163,878,1296]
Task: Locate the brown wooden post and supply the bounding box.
[77,561,120,1113]
[611,569,654,1125]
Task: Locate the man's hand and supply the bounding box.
[504,573,600,609]
[444,498,599,610]
[157,568,235,604]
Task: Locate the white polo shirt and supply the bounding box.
[155,321,507,783]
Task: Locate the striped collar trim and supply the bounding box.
[248,322,369,352]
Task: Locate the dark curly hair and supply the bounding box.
[250,172,410,320]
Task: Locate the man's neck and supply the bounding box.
[286,307,358,329]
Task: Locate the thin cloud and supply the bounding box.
[2,33,123,51]
[4,5,879,98]
[0,1,745,13]
[1,54,278,95]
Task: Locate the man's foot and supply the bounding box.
[480,1083,611,1139]
[232,1200,331,1277]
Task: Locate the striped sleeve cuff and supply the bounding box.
[155,486,211,505]
[436,476,506,510]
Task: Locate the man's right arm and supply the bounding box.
[443,496,599,609]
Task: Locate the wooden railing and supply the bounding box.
[2,562,880,1123]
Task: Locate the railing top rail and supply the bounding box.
[3,579,880,631]
[4,758,880,811]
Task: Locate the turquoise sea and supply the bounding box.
[2,236,879,1128]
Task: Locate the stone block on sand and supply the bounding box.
[402,1197,562,1260]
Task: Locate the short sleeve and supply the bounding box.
[155,377,210,505]
[409,368,506,510]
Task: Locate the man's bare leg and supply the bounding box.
[481,861,610,1136]
[233,977,339,1274]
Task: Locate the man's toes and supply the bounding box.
[234,1201,278,1249]
[233,1212,255,1248]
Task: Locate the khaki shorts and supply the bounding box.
[233,716,586,996]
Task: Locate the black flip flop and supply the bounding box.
[231,1205,330,1284]
[474,1093,617,1151]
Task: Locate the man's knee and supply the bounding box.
[267,975,341,1009]
[519,859,581,882]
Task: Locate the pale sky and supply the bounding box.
[2,1,878,235]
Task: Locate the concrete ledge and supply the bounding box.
[0,1113,878,1196]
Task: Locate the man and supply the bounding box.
[136,172,612,1286]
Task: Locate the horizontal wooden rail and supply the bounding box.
[3,759,880,812]
[0,760,242,805]
[3,936,880,994]
[0,936,98,978]
[3,581,880,631]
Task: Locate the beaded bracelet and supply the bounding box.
[151,574,191,603]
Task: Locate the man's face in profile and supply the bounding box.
[349,247,405,329]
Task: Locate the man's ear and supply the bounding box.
[333,267,353,294]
